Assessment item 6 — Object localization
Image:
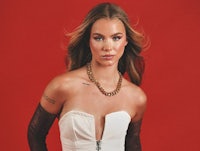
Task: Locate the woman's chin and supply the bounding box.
[100,60,117,67]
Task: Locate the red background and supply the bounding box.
[1,0,200,150]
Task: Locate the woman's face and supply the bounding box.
[89,18,127,67]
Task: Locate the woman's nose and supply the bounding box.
[102,40,112,51]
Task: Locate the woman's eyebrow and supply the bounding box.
[92,33,104,36]
[111,32,123,36]
[92,32,123,36]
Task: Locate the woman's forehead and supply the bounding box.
[90,18,126,35]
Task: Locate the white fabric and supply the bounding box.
[58,110,131,151]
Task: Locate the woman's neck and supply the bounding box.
[90,61,119,84]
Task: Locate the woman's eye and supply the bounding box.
[94,36,103,41]
[113,36,121,41]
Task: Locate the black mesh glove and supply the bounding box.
[27,103,57,151]
[125,120,142,151]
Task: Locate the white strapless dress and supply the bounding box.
[58,110,131,151]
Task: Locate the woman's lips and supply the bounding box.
[101,54,114,60]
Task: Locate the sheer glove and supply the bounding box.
[27,103,57,151]
[125,120,142,151]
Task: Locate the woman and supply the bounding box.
[28,2,147,151]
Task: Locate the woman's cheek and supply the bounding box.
[116,42,126,52]
[90,41,102,52]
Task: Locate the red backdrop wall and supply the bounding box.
[1,0,200,150]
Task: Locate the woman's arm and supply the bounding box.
[27,103,57,151]
[125,85,147,151]
[125,120,143,151]
[27,75,67,151]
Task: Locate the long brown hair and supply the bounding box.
[66,2,145,86]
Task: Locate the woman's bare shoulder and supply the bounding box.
[40,67,87,114]
[122,79,147,121]
[122,78,147,106]
[47,67,87,92]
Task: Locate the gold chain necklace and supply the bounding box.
[86,62,122,97]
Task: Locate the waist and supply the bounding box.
[60,139,125,151]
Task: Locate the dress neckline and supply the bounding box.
[59,110,131,122]
[59,110,131,141]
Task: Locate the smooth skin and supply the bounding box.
[40,18,147,141]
